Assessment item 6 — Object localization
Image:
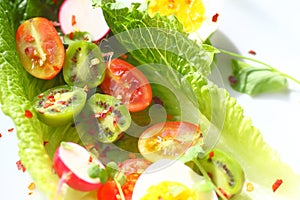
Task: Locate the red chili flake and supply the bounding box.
[248,50,256,55]
[120,54,128,60]
[69,31,74,40]
[89,156,93,163]
[208,151,215,159]
[113,117,119,126]
[8,128,14,132]
[43,141,49,146]
[72,15,77,26]
[219,187,230,199]
[28,192,33,195]
[53,66,60,71]
[272,179,283,192]
[28,182,36,190]
[47,94,55,102]
[85,143,94,151]
[16,160,26,172]
[57,101,67,105]
[24,35,35,43]
[37,93,44,98]
[51,21,60,27]
[228,75,238,85]
[166,114,173,120]
[43,102,54,109]
[24,110,33,118]
[212,13,219,22]
[0,133,2,138]
[185,0,191,4]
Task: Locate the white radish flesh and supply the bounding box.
[59,0,110,41]
[53,142,103,191]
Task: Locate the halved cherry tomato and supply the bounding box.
[118,158,151,175]
[121,173,141,200]
[97,159,150,200]
[100,59,152,112]
[97,175,141,200]
[16,17,65,80]
[138,121,202,162]
[97,180,119,200]
[119,158,151,200]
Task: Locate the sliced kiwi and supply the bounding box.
[76,93,131,143]
[32,85,87,126]
[63,40,106,88]
[198,149,245,199]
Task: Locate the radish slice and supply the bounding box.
[59,0,110,41]
[53,142,104,191]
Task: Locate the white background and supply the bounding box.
[1,0,300,199]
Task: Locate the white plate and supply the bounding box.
[1,0,300,199]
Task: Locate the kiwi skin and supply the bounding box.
[198,149,245,199]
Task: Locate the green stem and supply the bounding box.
[219,48,300,85]
[193,157,228,200]
[114,178,125,200]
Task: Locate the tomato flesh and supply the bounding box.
[16,17,65,80]
[97,181,119,200]
[138,121,202,162]
[100,59,152,112]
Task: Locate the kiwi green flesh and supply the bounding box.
[199,149,245,198]
[63,40,106,88]
[76,93,131,143]
[33,85,87,126]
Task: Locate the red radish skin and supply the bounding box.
[53,142,103,191]
[59,0,110,41]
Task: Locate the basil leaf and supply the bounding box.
[230,59,288,95]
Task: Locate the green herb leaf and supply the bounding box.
[98,168,109,183]
[87,163,101,179]
[179,142,204,163]
[230,59,288,95]
[106,161,119,178]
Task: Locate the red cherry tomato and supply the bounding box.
[15,17,65,80]
[138,121,202,162]
[97,181,119,200]
[100,59,152,112]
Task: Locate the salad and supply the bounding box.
[0,0,300,200]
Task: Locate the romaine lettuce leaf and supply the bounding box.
[0,1,82,199]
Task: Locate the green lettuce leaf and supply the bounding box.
[100,1,218,77]
[0,1,83,199]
